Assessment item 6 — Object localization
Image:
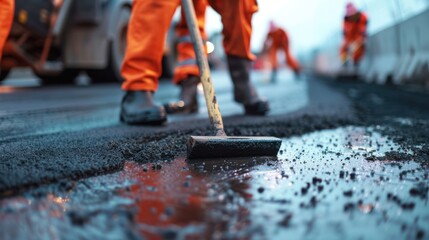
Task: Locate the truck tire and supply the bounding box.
[0,70,10,82]
[87,7,130,83]
[35,69,80,85]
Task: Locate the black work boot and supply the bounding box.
[164,76,199,114]
[293,68,302,80]
[120,91,167,125]
[227,55,270,115]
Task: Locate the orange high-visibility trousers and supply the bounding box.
[173,0,208,84]
[174,0,258,84]
[208,0,257,60]
[266,28,300,71]
[0,0,14,64]
[340,39,365,63]
[121,0,258,91]
[121,0,179,92]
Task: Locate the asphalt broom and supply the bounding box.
[182,0,282,159]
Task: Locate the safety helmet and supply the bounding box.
[346,2,358,16]
[269,20,277,32]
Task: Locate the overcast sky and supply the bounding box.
[200,0,429,54]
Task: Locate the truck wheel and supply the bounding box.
[87,7,130,83]
[36,69,80,85]
[0,70,10,82]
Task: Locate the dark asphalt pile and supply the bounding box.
[0,133,125,195]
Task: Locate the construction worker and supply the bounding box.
[0,0,14,66]
[263,21,300,82]
[340,2,368,67]
[120,0,269,125]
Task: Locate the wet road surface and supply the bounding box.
[1,126,427,239]
[2,69,339,192]
[1,70,429,239]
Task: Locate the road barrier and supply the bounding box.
[360,9,429,85]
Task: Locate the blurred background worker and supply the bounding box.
[263,21,300,83]
[340,2,368,68]
[0,0,14,68]
[120,0,270,125]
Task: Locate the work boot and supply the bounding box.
[164,76,199,114]
[120,91,167,125]
[353,61,360,69]
[293,68,302,80]
[227,55,270,115]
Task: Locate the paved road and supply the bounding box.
[0,70,308,142]
[1,70,428,239]
[3,69,336,192]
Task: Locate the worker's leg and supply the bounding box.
[269,47,279,70]
[173,0,208,84]
[0,0,14,63]
[340,40,350,65]
[121,0,179,92]
[210,0,269,115]
[269,47,278,83]
[209,0,256,60]
[352,43,365,66]
[165,0,208,114]
[120,0,179,124]
[270,68,278,83]
[282,42,300,73]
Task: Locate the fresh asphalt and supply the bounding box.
[0,69,353,193]
[1,69,429,239]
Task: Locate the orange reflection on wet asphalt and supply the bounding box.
[118,157,256,239]
[0,86,18,94]
[118,159,209,239]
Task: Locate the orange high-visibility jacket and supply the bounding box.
[266,28,289,51]
[0,0,14,62]
[343,11,368,43]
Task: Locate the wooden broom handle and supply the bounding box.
[181,0,226,136]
